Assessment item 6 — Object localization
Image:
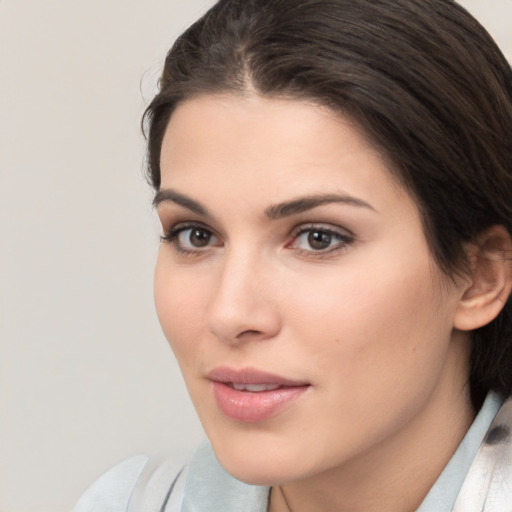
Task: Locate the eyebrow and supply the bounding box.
[153,189,210,216]
[153,189,375,219]
[264,193,375,219]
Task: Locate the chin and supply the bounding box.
[218,456,292,487]
[208,432,309,487]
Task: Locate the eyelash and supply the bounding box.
[161,222,355,257]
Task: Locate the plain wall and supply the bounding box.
[0,1,511,511]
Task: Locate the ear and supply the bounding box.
[454,225,512,331]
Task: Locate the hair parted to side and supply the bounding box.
[143,0,512,405]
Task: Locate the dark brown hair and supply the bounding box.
[143,0,512,405]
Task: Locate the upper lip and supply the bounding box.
[207,366,309,387]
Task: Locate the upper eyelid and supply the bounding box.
[291,226,354,244]
[291,222,355,237]
[155,203,212,226]
[169,220,213,231]
[163,220,218,237]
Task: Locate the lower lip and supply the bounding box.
[211,382,309,423]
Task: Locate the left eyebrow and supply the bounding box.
[265,193,376,220]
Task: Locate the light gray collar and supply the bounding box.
[453,395,512,511]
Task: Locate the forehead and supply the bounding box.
[160,93,403,196]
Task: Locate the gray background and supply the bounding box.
[1,1,511,511]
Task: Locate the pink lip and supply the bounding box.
[208,366,310,423]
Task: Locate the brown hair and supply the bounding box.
[143,0,512,405]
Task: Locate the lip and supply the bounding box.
[208,366,310,423]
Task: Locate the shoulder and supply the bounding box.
[72,442,269,512]
[72,455,151,512]
[73,454,186,512]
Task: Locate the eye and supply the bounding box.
[162,223,220,253]
[290,225,354,254]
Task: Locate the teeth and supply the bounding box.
[231,383,281,392]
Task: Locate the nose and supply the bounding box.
[204,251,281,344]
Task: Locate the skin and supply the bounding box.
[154,94,475,512]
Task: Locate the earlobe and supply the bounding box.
[454,225,512,331]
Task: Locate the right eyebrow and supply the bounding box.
[153,189,210,217]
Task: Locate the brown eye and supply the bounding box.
[291,225,354,255]
[308,231,333,250]
[187,228,212,247]
[162,224,220,253]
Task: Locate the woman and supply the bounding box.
[74,0,512,510]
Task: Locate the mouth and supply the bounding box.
[207,366,310,423]
[229,383,282,392]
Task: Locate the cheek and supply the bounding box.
[154,254,207,364]
[276,255,457,456]
[285,249,452,384]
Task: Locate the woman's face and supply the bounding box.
[154,94,470,486]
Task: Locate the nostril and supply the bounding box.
[236,329,263,339]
